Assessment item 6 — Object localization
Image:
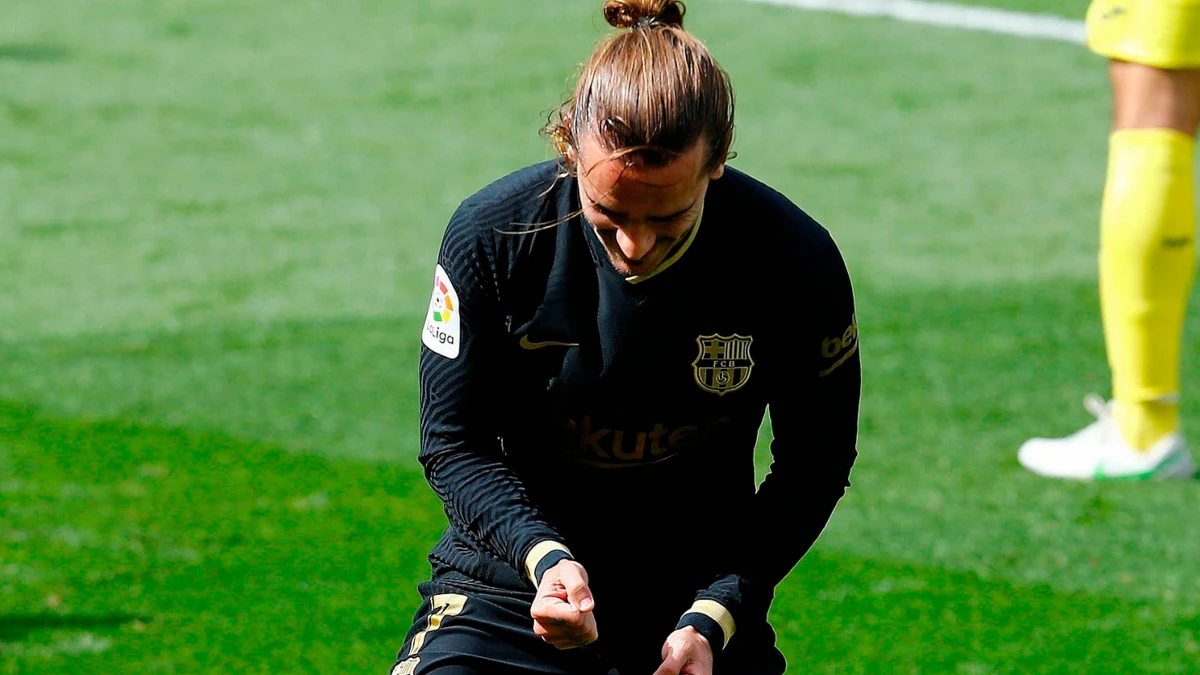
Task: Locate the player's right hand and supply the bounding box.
[530,559,598,649]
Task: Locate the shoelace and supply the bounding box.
[1080,393,1114,441]
[1083,393,1110,420]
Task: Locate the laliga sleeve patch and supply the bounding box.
[422,264,461,359]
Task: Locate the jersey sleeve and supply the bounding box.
[677,230,861,652]
[419,203,573,587]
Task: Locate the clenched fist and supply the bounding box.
[530,559,599,649]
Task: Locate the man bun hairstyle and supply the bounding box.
[544,0,734,173]
[603,0,685,29]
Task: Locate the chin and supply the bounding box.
[605,248,665,277]
[613,259,650,277]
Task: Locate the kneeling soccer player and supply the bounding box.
[388,1,862,673]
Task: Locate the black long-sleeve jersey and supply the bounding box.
[417,160,860,654]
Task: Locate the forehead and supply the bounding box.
[577,135,706,194]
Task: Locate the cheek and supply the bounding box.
[588,219,619,246]
[656,216,695,242]
[670,219,694,238]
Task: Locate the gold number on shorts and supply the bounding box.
[408,593,467,656]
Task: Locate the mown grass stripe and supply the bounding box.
[743,0,1087,43]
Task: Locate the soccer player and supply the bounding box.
[1018,0,1200,480]
[388,1,861,673]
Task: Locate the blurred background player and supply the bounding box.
[1019,0,1200,480]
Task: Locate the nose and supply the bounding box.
[615,224,656,261]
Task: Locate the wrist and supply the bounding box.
[676,599,735,651]
[524,540,573,587]
[681,625,709,646]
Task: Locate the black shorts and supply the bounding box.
[386,578,786,675]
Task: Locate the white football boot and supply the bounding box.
[1018,394,1197,481]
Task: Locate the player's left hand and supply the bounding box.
[652,626,713,675]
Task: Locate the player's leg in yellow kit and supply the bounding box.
[1102,62,1200,450]
[1018,0,1200,480]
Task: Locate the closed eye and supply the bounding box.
[584,190,696,225]
[593,203,624,220]
[648,212,687,224]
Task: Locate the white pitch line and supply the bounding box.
[744,0,1087,44]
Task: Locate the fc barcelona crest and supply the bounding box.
[692,334,755,396]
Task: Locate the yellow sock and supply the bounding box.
[1099,128,1196,451]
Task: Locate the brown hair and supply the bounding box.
[543,0,735,173]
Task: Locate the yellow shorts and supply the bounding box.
[1087,0,1200,69]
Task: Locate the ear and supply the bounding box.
[710,163,725,180]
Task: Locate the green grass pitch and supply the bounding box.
[2,0,1198,672]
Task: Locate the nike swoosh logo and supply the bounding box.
[1093,459,1156,481]
[519,335,579,350]
[1101,7,1126,19]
